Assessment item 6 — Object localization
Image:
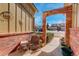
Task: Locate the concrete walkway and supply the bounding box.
[38,37,63,56]
[23,37,63,56]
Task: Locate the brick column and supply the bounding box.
[65,10,72,47]
[42,13,47,45]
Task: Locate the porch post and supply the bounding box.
[42,13,47,45]
[65,7,72,47]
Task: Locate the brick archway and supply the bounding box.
[42,5,72,46]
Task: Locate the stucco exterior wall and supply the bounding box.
[0,4,8,33]
[25,12,29,32]
[22,8,25,32]
[77,4,79,27]
[9,3,16,33]
[72,4,79,28]
[17,4,22,32]
[72,4,77,28]
[0,3,36,33]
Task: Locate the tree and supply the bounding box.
[47,23,49,30]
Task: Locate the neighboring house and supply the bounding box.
[48,26,57,30]
[48,24,57,30]
[48,23,65,31]
[0,3,37,33]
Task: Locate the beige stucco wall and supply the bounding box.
[9,3,15,33]
[25,12,29,32]
[72,4,79,28]
[0,3,35,33]
[17,5,21,32]
[16,4,34,33]
[77,4,79,27]
[28,14,30,32]
[29,16,33,32]
[0,4,8,33]
[22,8,25,32]
[72,4,77,28]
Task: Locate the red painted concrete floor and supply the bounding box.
[0,34,30,56]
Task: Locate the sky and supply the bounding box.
[34,3,66,26]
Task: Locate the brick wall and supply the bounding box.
[70,28,79,55]
[0,32,32,55]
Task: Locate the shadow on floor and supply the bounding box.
[60,37,73,56]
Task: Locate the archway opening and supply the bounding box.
[46,14,66,42]
[42,5,72,46]
[46,14,66,31]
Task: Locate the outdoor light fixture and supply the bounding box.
[0,11,10,19]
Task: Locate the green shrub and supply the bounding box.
[35,32,54,44]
